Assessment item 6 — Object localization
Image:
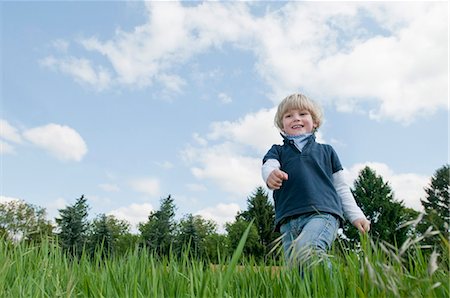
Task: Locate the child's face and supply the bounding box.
[281,109,316,136]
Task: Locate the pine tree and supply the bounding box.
[176,214,217,258]
[89,213,114,258]
[343,167,417,247]
[419,164,449,246]
[139,195,176,256]
[238,186,277,253]
[55,195,89,257]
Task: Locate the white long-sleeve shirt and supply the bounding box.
[262,159,366,223]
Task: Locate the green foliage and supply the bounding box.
[225,218,261,258]
[0,199,53,243]
[88,214,114,258]
[419,164,450,247]
[1,229,448,297]
[55,195,89,257]
[139,195,176,256]
[343,166,418,246]
[238,186,278,253]
[175,213,218,259]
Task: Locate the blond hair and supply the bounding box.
[274,93,323,131]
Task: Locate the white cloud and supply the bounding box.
[129,177,161,197]
[195,202,241,233]
[39,3,447,123]
[0,120,22,143]
[108,203,154,232]
[253,2,448,124]
[40,56,112,91]
[43,2,446,123]
[345,162,429,211]
[218,92,232,104]
[182,142,262,197]
[0,120,22,154]
[23,123,88,162]
[207,107,280,154]
[0,195,21,204]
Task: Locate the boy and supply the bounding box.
[262,93,370,263]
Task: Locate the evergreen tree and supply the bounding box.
[343,166,417,247]
[139,195,176,256]
[176,214,217,259]
[419,164,449,246]
[55,195,89,257]
[238,186,277,254]
[89,213,114,258]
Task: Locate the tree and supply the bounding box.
[89,214,114,258]
[225,218,261,258]
[343,166,418,247]
[238,186,277,254]
[0,199,53,243]
[55,195,89,257]
[419,164,449,246]
[175,214,217,259]
[139,195,176,256]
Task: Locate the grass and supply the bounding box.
[1,231,448,297]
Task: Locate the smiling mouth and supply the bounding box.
[292,125,304,129]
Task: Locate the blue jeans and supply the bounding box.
[280,213,339,265]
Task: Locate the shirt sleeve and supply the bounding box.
[261,159,281,185]
[330,146,343,174]
[333,169,367,222]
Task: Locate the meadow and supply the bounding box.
[1,227,448,297]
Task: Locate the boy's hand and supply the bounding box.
[267,169,288,190]
[352,218,371,233]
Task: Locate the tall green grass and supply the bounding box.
[1,231,448,297]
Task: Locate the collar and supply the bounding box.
[281,132,315,144]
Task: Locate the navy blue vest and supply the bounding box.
[263,135,344,230]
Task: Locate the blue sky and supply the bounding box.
[1,1,448,233]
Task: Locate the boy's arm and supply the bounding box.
[262,159,288,190]
[333,170,370,233]
[262,159,280,183]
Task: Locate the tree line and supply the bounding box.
[1,164,448,261]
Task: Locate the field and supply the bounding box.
[1,232,448,297]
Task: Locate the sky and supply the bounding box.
[1,1,448,233]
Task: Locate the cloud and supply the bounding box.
[23,123,88,162]
[182,142,262,198]
[39,56,112,91]
[42,2,446,123]
[218,92,232,104]
[129,177,161,197]
[0,120,23,154]
[0,120,22,143]
[344,162,429,211]
[207,107,280,154]
[195,202,241,233]
[108,203,154,232]
[0,195,21,204]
